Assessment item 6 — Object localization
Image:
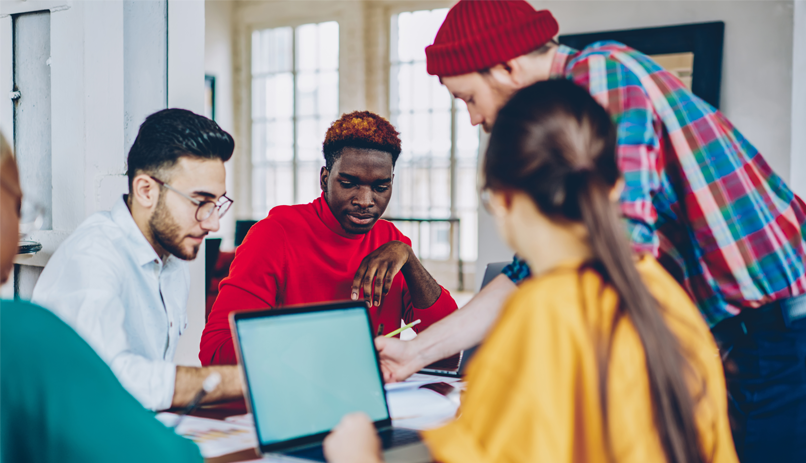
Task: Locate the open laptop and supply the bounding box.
[419,261,510,377]
[230,301,431,463]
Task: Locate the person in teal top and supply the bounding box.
[0,132,202,463]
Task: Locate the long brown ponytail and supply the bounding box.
[484,79,705,463]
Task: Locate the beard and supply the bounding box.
[149,195,201,261]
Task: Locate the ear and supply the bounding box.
[486,61,518,89]
[320,166,329,193]
[488,189,514,216]
[609,178,625,202]
[131,174,161,211]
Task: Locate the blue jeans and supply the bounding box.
[712,297,806,462]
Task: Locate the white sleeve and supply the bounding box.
[32,251,177,411]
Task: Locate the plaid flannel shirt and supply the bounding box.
[503,42,806,327]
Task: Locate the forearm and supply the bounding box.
[409,274,515,366]
[171,365,242,408]
[400,249,443,309]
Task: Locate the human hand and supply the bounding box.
[323,413,383,463]
[375,336,423,383]
[352,241,411,307]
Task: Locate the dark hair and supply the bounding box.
[322,111,402,171]
[126,108,234,190]
[484,79,707,463]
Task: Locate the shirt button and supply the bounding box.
[170,322,173,327]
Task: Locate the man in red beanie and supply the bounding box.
[372,1,806,462]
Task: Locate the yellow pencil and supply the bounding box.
[383,319,421,338]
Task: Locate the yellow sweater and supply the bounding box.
[422,257,737,463]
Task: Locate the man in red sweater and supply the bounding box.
[200,111,458,365]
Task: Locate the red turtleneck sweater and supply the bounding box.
[200,194,458,365]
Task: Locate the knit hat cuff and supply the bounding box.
[426,10,559,77]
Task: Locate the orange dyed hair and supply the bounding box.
[323,111,401,170]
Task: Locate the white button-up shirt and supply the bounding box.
[32,197,189,410]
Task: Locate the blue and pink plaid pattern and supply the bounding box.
[503,42,806,327]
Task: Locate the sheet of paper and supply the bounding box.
[156,412,257,458]
[387,388,458,431]
[224,413,255,427]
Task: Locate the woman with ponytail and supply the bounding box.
[322,80,737,463]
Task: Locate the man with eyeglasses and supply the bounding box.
[32,109,243,411]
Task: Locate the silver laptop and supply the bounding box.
[230,301,431,462]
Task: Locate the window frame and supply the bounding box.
[247,20,341,217]
[387,6,480,264]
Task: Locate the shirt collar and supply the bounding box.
[110,195,164,267]
[313,193,365,240]
[549,44,579,80]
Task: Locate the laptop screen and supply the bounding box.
[235,305,389,448]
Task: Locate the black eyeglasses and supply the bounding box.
[150,176,233,222]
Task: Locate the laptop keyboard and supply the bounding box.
[379,428,421,448]
[286,445,326,462]
[283,428,420,462]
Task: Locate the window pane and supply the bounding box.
[394,63,413,112]
[252,21,340,213]
[394,112,412,157]
[428,9,449,45]
[252,122,265,163]
[266,119,293,162]
[297,117,319,161]
[318,22,339,70]
[431,167,450,212]
[296,23,317,72]
[265,73,293,120]
[252,30,263,75]
[456,109,479,158]
[460,210,477,261]
[411,111,431,157]
[297,162,323,204]
[318,117,333,142]
[410,10,433,62]
[412,63,430,111]
[432,77,451,111]
[270,164,294,207]
[296,71,317,117]
[270,27,293,73]
[253,27,293,75]
[396,12,413,62]
[431,111,451,157]
[252,166,267,217]
[318,71,338,116]
[251,76,265,119]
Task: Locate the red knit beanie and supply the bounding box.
[426,0,559,77]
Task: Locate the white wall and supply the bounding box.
[1,0,207,365]
[476,0,803,288]
[204,0,236,249]
[791,0,806,197]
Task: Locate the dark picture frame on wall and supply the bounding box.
[204,74,216,121]
[559,21,725,109]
